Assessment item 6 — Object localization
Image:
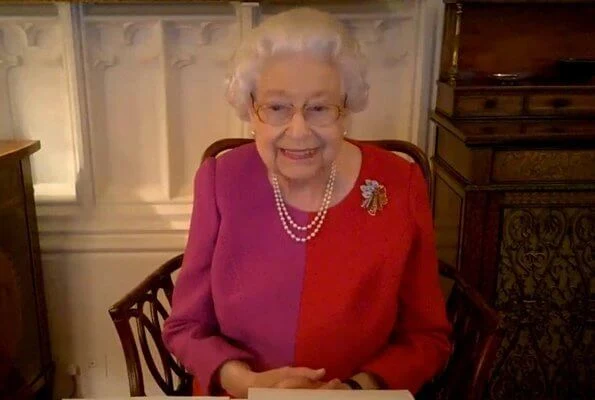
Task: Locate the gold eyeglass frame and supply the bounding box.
[250,94,348,127]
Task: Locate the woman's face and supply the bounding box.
[250,53,348,183]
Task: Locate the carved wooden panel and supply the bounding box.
[503,191,595,206]
[492,150,595,183]
[489,206,594,400]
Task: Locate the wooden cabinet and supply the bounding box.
[0,141,53,399]
[431,1,595,399]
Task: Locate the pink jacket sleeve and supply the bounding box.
[361,163,452,393]
[162,158,253,394]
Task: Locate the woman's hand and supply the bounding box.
[219,361,326,398]
[273,377,350,390]
[317,378,350,390]
[270,372,379,391]
[316,372,382,391]
[255,366,326,390]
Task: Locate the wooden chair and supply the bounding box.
[417,260,502,400]
[108,255,191,396]
[109,138,502,399]
[201,138,432,195]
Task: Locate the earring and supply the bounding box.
[250,130,256,136]
[343,130,348,137]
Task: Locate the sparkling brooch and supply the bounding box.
[360,179,388,216]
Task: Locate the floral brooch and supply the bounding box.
[360,179,388,216]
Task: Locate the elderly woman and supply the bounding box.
[163,7,451,398]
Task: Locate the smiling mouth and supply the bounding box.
[280,148,319,160]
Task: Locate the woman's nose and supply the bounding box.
[286,109,311,138]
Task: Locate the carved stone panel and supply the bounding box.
[84,14,240,202]
[260,1,419,141]
[163,17,240,199]
[489,206,594,400]
[84,20,166,202]
[342,13,416,140]
[0,17,74,198]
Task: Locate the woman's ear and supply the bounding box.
[247,110,259,130]
[247,105,256,120]
[342,112,352,134]
[246,110,258,137]
[247,93,259,124]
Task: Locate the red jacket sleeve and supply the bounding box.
[361,162,452,393]
[162,158,253,394]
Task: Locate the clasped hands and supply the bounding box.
[219,360,352,398]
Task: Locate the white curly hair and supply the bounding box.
[225,7,369,121]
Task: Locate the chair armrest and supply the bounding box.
[438,260,500,332]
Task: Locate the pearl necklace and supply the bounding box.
[272,163,336,243]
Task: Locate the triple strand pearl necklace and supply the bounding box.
[271,163,337,243]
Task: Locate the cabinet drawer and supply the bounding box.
[527,94,595,116]
[455,95,523,117]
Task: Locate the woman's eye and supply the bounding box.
[308,105,330,113]
[263,103,288,111]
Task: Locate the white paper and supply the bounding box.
[248,388,414,400]
[62,397,228,400]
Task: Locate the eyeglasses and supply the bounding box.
[251,95,347,127]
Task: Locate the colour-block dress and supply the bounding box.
[162,142,452,396]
